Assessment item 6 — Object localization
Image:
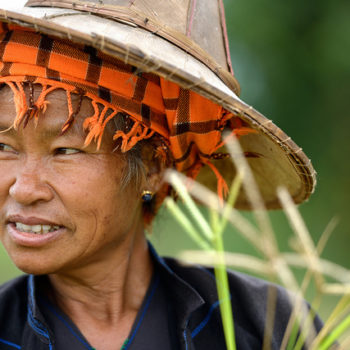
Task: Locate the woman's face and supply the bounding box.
[0,86,143,275]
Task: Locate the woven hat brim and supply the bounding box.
[0,4,316,209]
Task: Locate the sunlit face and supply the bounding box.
[0,86,144,275]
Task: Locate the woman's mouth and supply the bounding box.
[7,220,65,247]
[14,222,61,234]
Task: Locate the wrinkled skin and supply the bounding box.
[0,85,147,275]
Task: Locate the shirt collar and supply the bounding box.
[148,243,205,329]
[27,275,54,346]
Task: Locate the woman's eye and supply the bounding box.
[55,148,81,155]
[0,143,15,153]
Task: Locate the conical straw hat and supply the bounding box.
[0,0,316,209]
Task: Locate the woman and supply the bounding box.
[0,1,321,350]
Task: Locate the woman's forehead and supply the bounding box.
[0,85,100,141]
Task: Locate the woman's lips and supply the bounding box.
[6,220,66,248]
[6,215,61,226]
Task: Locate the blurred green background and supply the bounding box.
[151,0,350,267]
[0,0,349,318]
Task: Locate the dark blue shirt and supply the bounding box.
[0,245,324,350]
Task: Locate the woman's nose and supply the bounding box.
[9,159,54,205]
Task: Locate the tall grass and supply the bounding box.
[164,135,350,349]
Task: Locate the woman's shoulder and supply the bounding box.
[0,274,28,303]
[162,256,295,320]
[0,275,29,339]
[161,257,323,349]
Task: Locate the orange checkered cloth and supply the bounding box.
[0,24,253,202]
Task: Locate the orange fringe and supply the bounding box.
[83,105,110,148]
[4,79,158,155]
[113,120,155,152]
[82,99,100,142]
[7,81,28,129]
[6,81,60,130]
[186,116,258,204]
[204,159,229,202]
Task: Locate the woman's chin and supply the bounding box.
[15,262,57,276]
[8,251,63,276]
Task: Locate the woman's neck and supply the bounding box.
[47,232,153,348]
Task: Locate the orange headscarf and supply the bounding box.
[0,24,254,203]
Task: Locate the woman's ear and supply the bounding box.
[140,142,167,194]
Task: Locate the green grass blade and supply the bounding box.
[286,317,301,350]
[166,171,213,241]
[319,315,350,350]
[310,295,350,349]
[164,198,211,251]
[293,307,318,350]
[218,173,242,234]
[213,233,236,350]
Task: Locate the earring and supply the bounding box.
[141,190,154,202]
